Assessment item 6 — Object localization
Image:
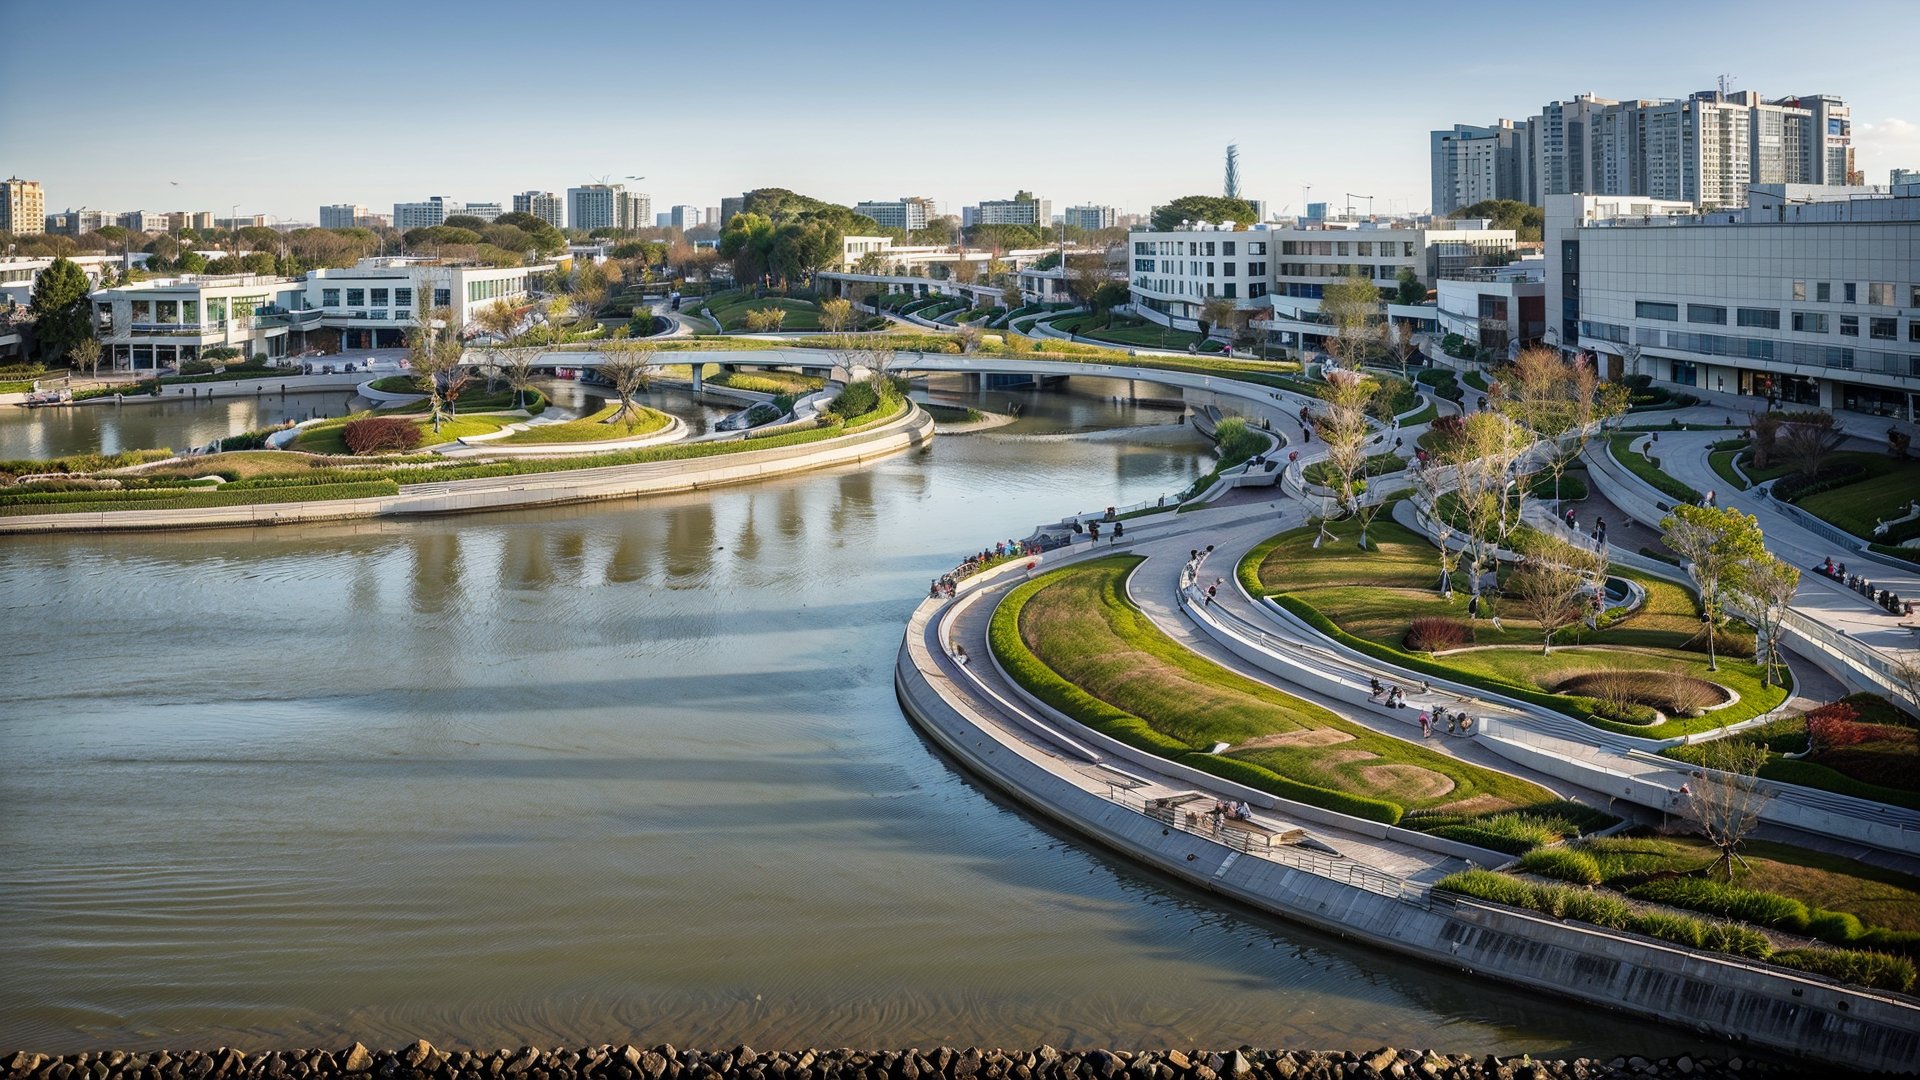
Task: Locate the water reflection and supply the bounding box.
[0,385,1735,1063]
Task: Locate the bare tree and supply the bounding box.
[1412,444,1466,597]
[68,337,103,381]
[596,338,659,430]
[497,346,539,411]
[473,299,520,344]
[1679,739,1773,880]
[405,304,466,433]
[1384,321,1420,379]
[1660,505,1767,672]
[1314,370,1376,545]
[1510,531,1603,654]
[1617,341,1643,383]
[1778,413,1845,479]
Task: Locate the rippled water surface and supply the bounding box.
[0,377,1727,1058]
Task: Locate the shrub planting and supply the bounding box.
[1518,847,1604,886]
[1626,878,1811,933]
[1404,616,1473,652]
[1771,948,1916,993]
[342,417,423,455]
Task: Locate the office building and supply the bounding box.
[459,202,504,223]
[1894,169,1920,195]
[1435,257,1547,358]
[3,177,47,235]
[718,196,745,230]
[1304,202,1329,222]
[1433,90,1854,212]
[215,214,267,230]
[671,205,701,230]
[1551,186,1919,417]
[704,207,721,229]
[45,208,116,235]
[964,194,1051,228]
[619,191,651,231]
[393,197,454,230]
[1063,205,1117,231]
[512,191,565,229]
[567,186,619,231]
[320,204,368,229]
[119,211,168,233]
[854,197,936,232]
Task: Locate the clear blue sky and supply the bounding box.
[4,0,1916,223]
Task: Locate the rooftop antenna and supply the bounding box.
[1347,193,1374,218]
[1717,73,1737,97]
[1224,143,1241,200]
[1302,183,1312,216]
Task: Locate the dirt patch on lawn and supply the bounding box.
[1229,728,1355,752]
[1360,763,1456,801]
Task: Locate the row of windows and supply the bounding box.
[1132,280,1264,300]
[1790,280,1914,306]
[468,276,526,304]
[321,287,414,308]
[1128,260,1273,280]
[1278,264,1398,281]
[1133,240,1267,256]
[1632,303,1920,343]
[1281,240,1418,257]
[1585,319,1920,373]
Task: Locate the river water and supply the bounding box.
[0,376,1721,1059]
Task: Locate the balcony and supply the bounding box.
[130,322,222,337]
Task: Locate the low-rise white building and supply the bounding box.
[1555,185,1920,417]
[1435,257,1547,360]
[90,258,555,369]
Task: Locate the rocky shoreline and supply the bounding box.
[1,1044,1812,1080]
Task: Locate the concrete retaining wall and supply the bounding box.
[895,594,1920,1073]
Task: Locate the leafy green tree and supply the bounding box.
[1395,268,1427,306]
[29,257,94,364]
[177,250,209,274]
[1451,199,1544,242]
[1660,505,1767,671]
[1150,195,1257,231]
[719,212,777,284]
[443,215,490,231]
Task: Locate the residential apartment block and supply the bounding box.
[1063,205,1118,231]
[393,197,454,230]
[89,257,553,369]
[319,204,367,229]
[459,202,504,223]
[1551,186,1919,418]
[512,190,566,229]
[854,197,935,232]
[1432,90,1854,213]
[2,177,46,235]
[964,195,1050,228]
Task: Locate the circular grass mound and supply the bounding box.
[1556,670,1732,719]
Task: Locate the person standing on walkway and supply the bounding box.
[1111,521,1124,545]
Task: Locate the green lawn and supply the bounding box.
[0,479,400,515]
[707,369,826,394]
[1707,446,1750,490]
[1792,455,1920,541]
[1303,451,1407,488]
[1663,696,1920,811]
[1052,315,1219,352]
[292,413,514,453]
[1608,434,1703,504]
[991,555,1588,833]
[706,292,824,332]
[1240,517,1788,736]
[492,404,670,444]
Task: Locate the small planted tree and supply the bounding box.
[1314,370,1375,544]
[405,304,466,433]
[1510,531,1603,654]
[1318,272,1379,366]
[1680,739,1773,880]
[1731,553,1800,689]
[1660,504,1767,671]
[597,339,658,430]
[67,337,103,380]
[819,296,855,336]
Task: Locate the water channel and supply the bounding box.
[0,375,1724,1059]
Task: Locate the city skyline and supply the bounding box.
[4,0,1917,225]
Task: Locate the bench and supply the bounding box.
[1219,817,1304,848]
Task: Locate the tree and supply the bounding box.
[1679,739,1773,880]
[473,299,520,343]
[1660,505,1767,671]
[67,337,103,380]
[1450,411,1530,591]
[1001,282,1022,310]
[29,257,93,364]
[1450,199,1544,243]
[1731,553,1800,689]
[1394,268,1427,306]
[405,304,467,433]
[1149,196,1257,231]
[1200,296,1239,343]
[496,346,539,410]
[1318,272,1379,365]
[1617,341,1644,383]
[742,307,787,332]
[1510,532,1603,654]
[597,339,658,429]
[819,296,855,335]
[1383,321,1421,378]
[1778,412,1845,478]
[1314,370,1376,544]
[1066,254,1110,314]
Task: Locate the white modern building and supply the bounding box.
[513,190,566,228]
[89,258,555,369]
[459,202,504,223]
[394,197,453,230]
[568,185,650,231]
[1063,205,1117,231]
[670,205,701,229]
[1553,186,1920,417]
[854,197,935,232]
[1128,219,1515,348]
[1435,257,1547,360]
[1434,90,1855,213]
[45,209,117,235]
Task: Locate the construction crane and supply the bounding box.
[1346,193,1375,218]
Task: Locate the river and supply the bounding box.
[0,375,1723,1059]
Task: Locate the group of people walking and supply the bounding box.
[1819,557,1913,615]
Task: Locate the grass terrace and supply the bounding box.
[1239,516,1790,736]
[989,555,1607,841]
[1049,313,1221,352]
[492,404,671,445]
[1663,694,1920,810]
[705,290,826,332]
[1607,433,1704,505]
[706,369,826,395]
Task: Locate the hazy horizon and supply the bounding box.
[5,0,1916,225]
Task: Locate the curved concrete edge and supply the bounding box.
[894,590,1920,1074]
[446,415,688,457]
[356,379,428,404]
[0,406,935,534]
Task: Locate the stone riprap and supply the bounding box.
[0,1045,1804,1080]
